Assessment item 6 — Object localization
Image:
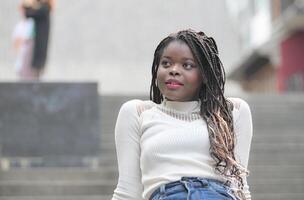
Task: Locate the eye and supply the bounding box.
[183,62,195,70]
[160,60,171,68]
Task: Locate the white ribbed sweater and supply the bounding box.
[112,98,253,200]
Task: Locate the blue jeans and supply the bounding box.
[150,177,236,200]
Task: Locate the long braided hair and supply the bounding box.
[150,29,248,199]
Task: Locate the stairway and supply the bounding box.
[0,94,303,200]
[0,95,143,200]
[245,94,304,200]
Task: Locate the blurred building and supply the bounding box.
[226,0,304,93]
[0,0,241,95]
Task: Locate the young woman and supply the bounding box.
[112,29,253,200]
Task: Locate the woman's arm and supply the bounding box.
[233,98,253,200]
[112,100,144,200]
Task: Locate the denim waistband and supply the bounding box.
[150,177,229,200]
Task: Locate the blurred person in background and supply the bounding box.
[23,0,55,79]
[12,0,36,80]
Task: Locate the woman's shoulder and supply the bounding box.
[227,97,252,120]
[227,97,251,112]
[120,99,156,116]
[227,97,252,123]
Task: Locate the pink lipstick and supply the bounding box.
[165,79,183,89]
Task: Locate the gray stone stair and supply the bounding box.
[245,94,304,200]
[0,168,117,182]
[0,94,303,200]
[0,196,111,200]
[0,95,144,199]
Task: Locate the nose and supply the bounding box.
[169,64,180,76]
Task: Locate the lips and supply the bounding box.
[165,79,184,89]
[165,79,183,85]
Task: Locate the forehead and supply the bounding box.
[161,40,194,59]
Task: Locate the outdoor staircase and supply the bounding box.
[0,95,138,200]
[246,94,304,200]
[0,94,303,200]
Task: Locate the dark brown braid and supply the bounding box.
[150,29,248,199]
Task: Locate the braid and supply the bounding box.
[150,37,174,103]
[150,29,248,199]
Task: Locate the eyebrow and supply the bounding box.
[161,56,195,62]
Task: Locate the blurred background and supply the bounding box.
[0,0,303,200]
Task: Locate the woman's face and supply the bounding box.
[156,40,203,102]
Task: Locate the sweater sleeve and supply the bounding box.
[233,98,253,200]
[112,100,144,200]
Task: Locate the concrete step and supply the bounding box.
[0,168,117,181]
[0,196,111,200]
[251,143,304,153]
[253,128,303,135]
[252,193,304,200]
[250,153,304,165]
[0,156,118,169]
[0,180,116,196]
[249,178,304,193]
[252,134,304,143]
[249,165,304,179]
[244,94,304,102]
[253,121,304,128]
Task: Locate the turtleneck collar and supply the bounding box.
[161,99,201,113]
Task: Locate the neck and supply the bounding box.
[161,99,200,113]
